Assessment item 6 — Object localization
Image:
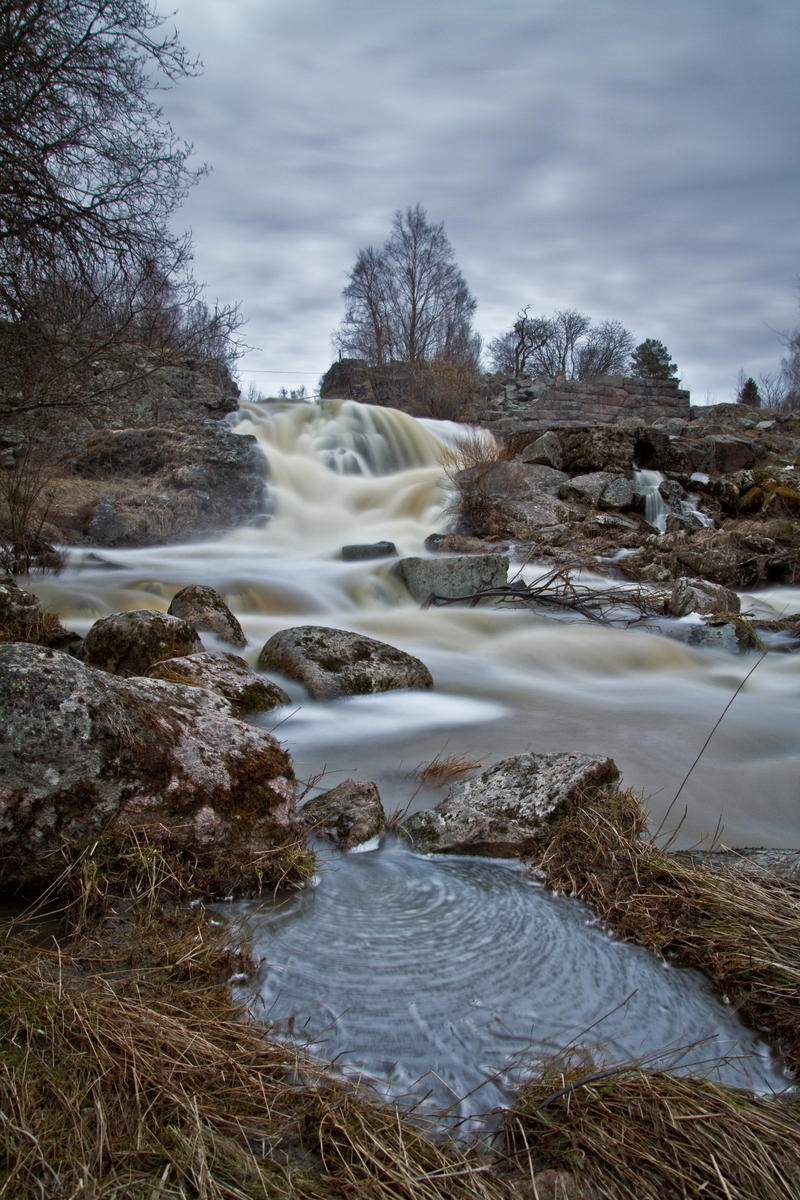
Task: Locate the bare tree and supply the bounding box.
[488,308,633,379]
[575,319,634,378]
[335,205,478,366]
[0,0,240,421]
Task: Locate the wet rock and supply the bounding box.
[257,624,433,699]
[167,584,246,648]
[670,577,741,617]
[0,644,300,893]
[394,553,508,602]
[146,651,290,716]
[402,751,619,857]
[341,541,398,561]
[81,609,203,677]
[301,779,385,850]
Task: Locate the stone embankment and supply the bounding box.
[1,351,267,551]
[480,373,690,429]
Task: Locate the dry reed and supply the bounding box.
[499,786,800,1196]
[0,830,510,1200]
[506,1064,800,1200]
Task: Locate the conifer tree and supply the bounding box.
[629,339,679,380]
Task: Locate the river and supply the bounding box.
[29,397,799,1122]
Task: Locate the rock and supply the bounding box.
[402,751,619,857]
[86,498,127,544]
[81,609,203,676]
[0,644,301,893]
[519,463,570,493]
[257,625,434,699]
[500,494,578,538]
[520,431,563,469]
[0,579,76,649]
[562,472,635,511]
[341,541,398,561]
[394,554,508,602]
[146,651,290,716]
[301,779,385,850]
[673,847,800,880]
[670,577,741,617]
[167,584,246,648]
[425,533,509,554]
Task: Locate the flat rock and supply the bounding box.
[394,554,508,603]
[0,644,301,893]
[301,779,385,850]
[402,751,619,856]
[257,625,433,699]
[341,541,398,561]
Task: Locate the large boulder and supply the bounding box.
[402,751,619,857]
[0,644,302,893]
[301,779,385,850]
[146,651,290,716]
[257,625,433,699]
[394,554,508,603]
[167,584,246,648]
[80,609,203,676]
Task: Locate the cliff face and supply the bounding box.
[0,351,267,551]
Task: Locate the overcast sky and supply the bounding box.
[163,0,799,403]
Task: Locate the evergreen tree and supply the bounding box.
[629,339,679,380]
[738,377,762,407]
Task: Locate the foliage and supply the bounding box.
[487,307,633,379]
[334,204,479,367]
[629,338,678,380]
[0,0,241,423]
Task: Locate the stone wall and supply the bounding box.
[480,374,690,430]
[320,360,691,428]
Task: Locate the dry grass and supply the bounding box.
[530,788,800,1072]
[0,833,511,1200]
[413,750,483,788]
[441,433,527,538]
[506,1063,800,1200]
[499,787,800,1197]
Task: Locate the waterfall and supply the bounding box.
[26,397,798,1128]
[633,468,668,531]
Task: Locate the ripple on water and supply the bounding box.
[225,843,787,1128]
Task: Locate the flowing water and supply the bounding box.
[29,397,799,1120]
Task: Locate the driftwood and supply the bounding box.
[421,565,666,626]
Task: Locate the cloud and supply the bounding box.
[166,0,800,399]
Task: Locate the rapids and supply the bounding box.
[29,396,799,1120]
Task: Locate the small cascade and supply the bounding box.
[232,398,485,558]
[634,468,668,532]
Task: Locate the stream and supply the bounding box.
[30,397,799,1122]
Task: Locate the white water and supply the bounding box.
[34,398,799,850]
[28,397,799,1120]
